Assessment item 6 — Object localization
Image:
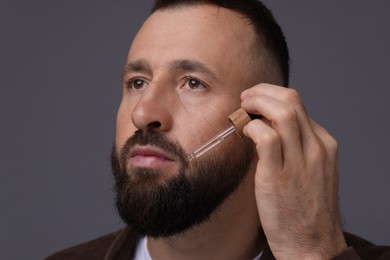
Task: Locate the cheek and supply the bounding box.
[180,114,231,155]
[115,101,137,153]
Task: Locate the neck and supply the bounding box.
[147,170,265,260]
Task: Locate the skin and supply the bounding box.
[117,4,348,260]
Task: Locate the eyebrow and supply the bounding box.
[122,59,152,78]
[122,59,219,81]
[170,59,219,81]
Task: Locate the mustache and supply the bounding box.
[119,129,188,167]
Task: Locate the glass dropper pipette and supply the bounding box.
[187,108,251,161]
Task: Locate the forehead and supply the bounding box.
[141,4,253,39]
[127,4,257,77]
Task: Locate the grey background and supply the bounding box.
[1,1,389,259]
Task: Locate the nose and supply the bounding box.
[131,84,174,132]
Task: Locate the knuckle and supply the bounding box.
[261,131,279,146]
[308,139,327,161]
[246,120,279,147]
[277,107,297,123]
[325,134,339,154]
[281,88,301,104]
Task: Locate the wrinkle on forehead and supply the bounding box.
[128,4,267,89]
[135,4,255,52]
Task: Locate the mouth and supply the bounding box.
[128,145,175,168]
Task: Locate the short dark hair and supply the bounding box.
[151,0,290,86]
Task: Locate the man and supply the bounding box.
[47,0,390,259]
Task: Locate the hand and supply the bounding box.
[241,83,348,259]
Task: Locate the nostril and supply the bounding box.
[147,121,161,128]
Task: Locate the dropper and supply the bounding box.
[187,108,251,161]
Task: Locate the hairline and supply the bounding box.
[151,2,285,87]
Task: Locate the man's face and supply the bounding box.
[113,5,259,237]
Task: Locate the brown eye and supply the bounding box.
[184,77,206,90]
[128,78,148,90]
[189,79,200,88]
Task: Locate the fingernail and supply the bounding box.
[241,90,248,98]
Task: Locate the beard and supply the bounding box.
[111,129,254,238]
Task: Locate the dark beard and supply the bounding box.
[111,129,254,238]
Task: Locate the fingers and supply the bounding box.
[243,119,283,179]
[309,118,339,190]
[309,118,338,161]
[240,83,339,183]
[241,83,346,258]
[241,84,307,170]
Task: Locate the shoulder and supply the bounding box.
[344,232,390,260]
[45,228,139,260]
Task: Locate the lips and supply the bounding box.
[128,145,175,168]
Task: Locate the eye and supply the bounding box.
[126,78,148,90]
[183,77,207,90]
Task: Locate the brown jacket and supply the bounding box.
[46,228,390,260]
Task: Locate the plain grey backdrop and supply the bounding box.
[1,1,389,259]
